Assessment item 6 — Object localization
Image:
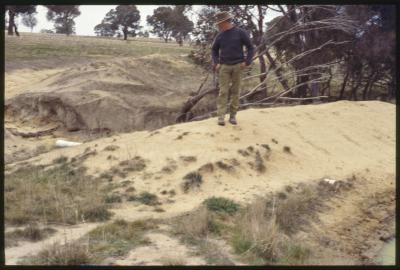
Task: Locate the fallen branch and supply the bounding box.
[7,126,59,138]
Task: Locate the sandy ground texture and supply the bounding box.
[4,100,395,265]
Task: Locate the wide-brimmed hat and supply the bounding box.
[214,11,233,26]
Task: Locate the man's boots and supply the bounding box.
[229,114,237,125]
[218,116,225,126]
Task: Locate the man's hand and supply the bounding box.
[214,64,220,72]
[240,62,249,69]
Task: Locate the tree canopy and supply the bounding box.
[46,5,81,36]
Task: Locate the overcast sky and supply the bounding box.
[13,5,280,36]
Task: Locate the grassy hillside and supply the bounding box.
[5,32,193,69]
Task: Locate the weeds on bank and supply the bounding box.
[5,161,112,226]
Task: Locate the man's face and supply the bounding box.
[217,21,230,32]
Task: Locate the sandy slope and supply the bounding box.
[5,100,395,264]
[8,100,395,217]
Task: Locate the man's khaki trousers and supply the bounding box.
[217,63,242,118]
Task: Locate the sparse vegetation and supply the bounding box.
[103,145,119,151]
[53,155,68,164]
[198,163,214,173]
[215,161,234,172]
[182,171,203,193]
[275,185,320,234]
[105,194,122,204]
[84,219,157,263]
[272,138,278,144]
[254,151,266,173]
[179,155,197,162]
[173,205,212,240]
[161,159,178,174]
[238,149,250,156]
[5,224,57,247]
[130,192,160,206]
[5,163,113,225]
[261,144,271,151]
[283,146,292,154]
[23,241,91,265]
[119,156,146,172]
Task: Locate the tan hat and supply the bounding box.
[214,11,233,26]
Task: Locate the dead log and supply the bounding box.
[176,87,218,123]
[7,126,59,138]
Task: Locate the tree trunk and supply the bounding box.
[265,50,290,93]
[8,10,15,36]
[350,75,362,101]
[339,71,349,100]
[296,74,309,98]
[123,27,128,40]
[362,70,375,100]
[258,54,267,97]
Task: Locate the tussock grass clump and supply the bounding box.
[179,155,197,162]
[87,219,157,263]
[283,146,292,154]
[99,171,113,182]
[254,151,266,173]
[272,138,278,144]
[160,255,186,265]
[53,155,68,164]
[215,161,234,172]
[161,159,178,174]
[174,205,212,239]
[103,145,119,151]
[5,224,57,247]
[130,192,160,206]
[119,156,146,172]
[247,146,255,152]
[275,185,319,234]
[279,242,311,265]
[204,197,240,215]
[105,194,122,204]
[231,198,286,262]
[5,163,112,225]
[238,149,250,157]
[198,163,214,174]
[182,171,203,193]
[25,241,91,265]
[261,144,271,151]
[248,151,266,173]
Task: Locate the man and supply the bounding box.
[211,11,254,126]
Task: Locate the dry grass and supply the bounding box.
[275,185,320,234]
[198,163,214,174]
[103,145,120,151]
[215,160,234,172]
[5,223,57,247]
[160,255,187,265]
[5,32,192,65]
[182,171,203,193]
[179,155,197,162]
[4,162,112,225]
[119,156,147,172]
[174,205,212,240]
[23,241,91,265]
[86,219,157,263]
[231,197,286,262]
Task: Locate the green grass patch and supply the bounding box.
[203,197,240,215]
[86,219,157,263]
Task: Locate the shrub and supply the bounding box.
[132,192,159,205]
[182,171,203,193]
[203,197,240,215]
[27,241,91,265]
[105,194,122,204]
